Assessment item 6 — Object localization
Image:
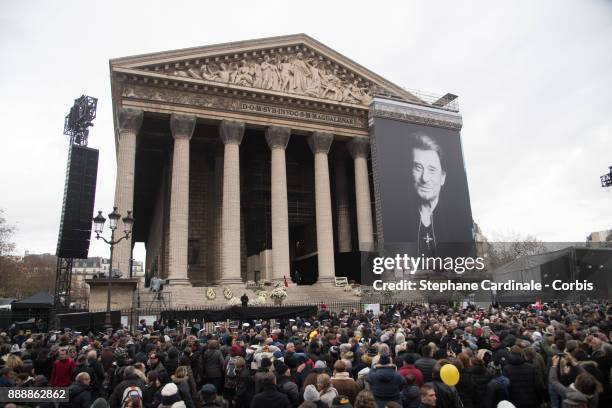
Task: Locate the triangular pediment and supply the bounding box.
[111,34,419,107]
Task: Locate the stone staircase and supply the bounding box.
[159,283,361,309]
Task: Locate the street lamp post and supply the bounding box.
[93,207,134,330]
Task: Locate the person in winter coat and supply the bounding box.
[452,359,475,408]
[253,357,272,394]
[502,346,545,408]
[277,362,300,408]
[317,374,339,407]
[485,362,509,408]
[200,341,225,394]
[165,348,180,377]
[33,349,53,381]
[234,357,254,408]
[415,346,436,383]
[400,375,420,408]
[66,372,92,408]
[331,360,361,405]
[149,352,168,378]
[159,383,187,408]
[548,355,601,408]
[249,372,291,408]
[50,348,76,387]
[366,355,405,408]
[468,357,491,406]
[144,371,163,408]
[398,355,424,387]
[110,366,147,408]
[171,366,195,408]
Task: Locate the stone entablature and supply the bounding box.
[110,34,425,139]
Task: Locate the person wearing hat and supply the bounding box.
[199,384,223,407]
[366,354,404,408]
[276,362,300,407]
[159,383,186,408]
[303,384,328,408]
[330,395,353,408]
[490,336,509,367]
[254,356,273,394]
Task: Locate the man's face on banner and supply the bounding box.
[412,148,446,202]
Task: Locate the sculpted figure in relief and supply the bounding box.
[279,56,293,92]
[261,55,280,90]
[251,58,263,88]
[289,52,311,93]
[162,51,374,104]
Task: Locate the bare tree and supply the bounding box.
[483,231,547,270]
[0,209,16,256]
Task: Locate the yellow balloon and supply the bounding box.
[440,364,460,386]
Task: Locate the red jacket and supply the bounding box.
[50,358,76,387]
[398,364,424,387]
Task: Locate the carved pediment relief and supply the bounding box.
[167,52,373,105]
[111,34,418,107]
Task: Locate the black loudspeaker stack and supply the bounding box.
[56,145,99,259]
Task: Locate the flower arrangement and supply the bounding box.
[227,296,241,306]
[223,287,233,300]
[270,287,288,304]
[206,288,216,300]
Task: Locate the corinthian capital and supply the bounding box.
[265,126,291,150]
[170,114,196,140]
[118,107,143,135]
[219,120,245,145]
[308,132,334,154]
[347,137,370,159]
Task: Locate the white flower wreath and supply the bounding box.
[206,287,216,300]
[223,287,233,300]
[270,287,288,300]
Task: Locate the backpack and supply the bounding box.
[225,356,238,389]
[121,385,143,408]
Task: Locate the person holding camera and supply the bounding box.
[549,354,602,408]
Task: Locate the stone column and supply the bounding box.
[113,108,143,275]
[167,114,196,285]
[220,120,245,284]
[348,137,374,251]
[265,126,291,282]
[334,149,352,252]
[308,132,336,283]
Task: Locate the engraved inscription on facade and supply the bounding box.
[121,85,366,128]
[240,102,363,128]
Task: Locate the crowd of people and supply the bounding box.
[0,301,610,408]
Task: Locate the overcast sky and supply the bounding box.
[1,1,611,263]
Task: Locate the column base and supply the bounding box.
[358,242,375,252]
[168,278,192,286]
